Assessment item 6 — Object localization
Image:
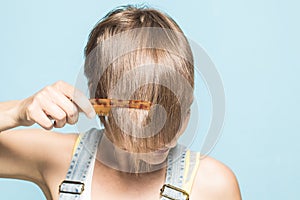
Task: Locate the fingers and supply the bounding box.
[52,81,96,119]
[28,105,53,130]
[25,81,94,130]
[43,86,79,125]
[42,101,66,128]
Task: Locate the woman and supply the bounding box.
[0,5,241,200]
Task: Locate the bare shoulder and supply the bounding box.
[0,128,77,160]
[0,129,78,182]
[191,156,242,200]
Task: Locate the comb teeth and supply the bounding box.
[90,98,152,116]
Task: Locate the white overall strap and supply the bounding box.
[160,146,200,200]
[58,128,103,200]
[160,145,187,200]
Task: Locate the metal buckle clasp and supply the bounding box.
[59,180,85,195]
[160,184,189,200]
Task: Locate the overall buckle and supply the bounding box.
[160,184,189,200]
[59,180,85,195]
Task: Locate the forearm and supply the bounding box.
[0,100,21,132]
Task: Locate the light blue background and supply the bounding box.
[0,0,299,199]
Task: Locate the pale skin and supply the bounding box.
[0,81,242,200]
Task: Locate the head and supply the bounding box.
[84,5,194,163]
